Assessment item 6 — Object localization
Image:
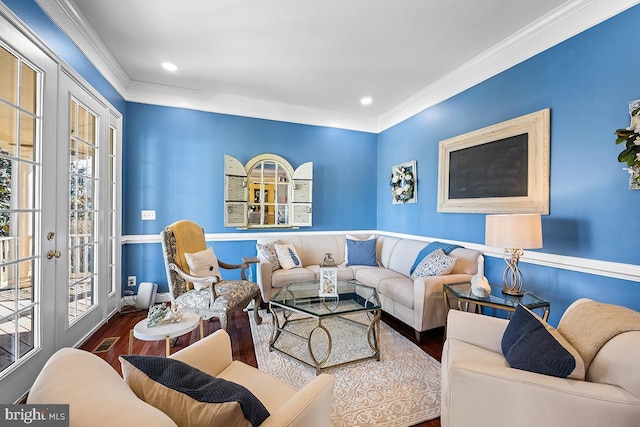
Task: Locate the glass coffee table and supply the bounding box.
[269,280,381,374]
[444,281,550,321]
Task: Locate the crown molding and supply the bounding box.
[376,0,640,131]
[127,80,378,132]
[35,0,640,133]
[35,0,129,96]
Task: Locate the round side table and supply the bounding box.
[129,312,203,356]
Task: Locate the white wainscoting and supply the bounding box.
[122,229,640,284]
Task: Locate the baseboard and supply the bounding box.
[154,293,172,303]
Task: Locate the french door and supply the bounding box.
[55,71,113,349]
[0,11,121,402]
[0,17,57,403]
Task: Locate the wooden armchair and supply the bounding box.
[160,220,262,331]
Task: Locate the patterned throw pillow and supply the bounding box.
[409,241,462,275]
[120,355,270,427]
[410,249,457,278]
[256,241,281,272]
[274,243,302,270]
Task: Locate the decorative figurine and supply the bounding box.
[471,255,491,298]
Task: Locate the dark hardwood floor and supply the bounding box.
[80,307,444,427]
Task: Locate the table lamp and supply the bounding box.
[485,214,542,296]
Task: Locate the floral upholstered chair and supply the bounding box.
[160,220,262,331]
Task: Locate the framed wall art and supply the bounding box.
[389,160,417,204]
[437,109,550,214]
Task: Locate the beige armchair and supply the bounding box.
[172,329,335,426]
[161,220,262,331]
[441,299,640,427]
[28,330,335,427]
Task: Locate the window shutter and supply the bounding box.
[291,162,312,226]
[224,155,248,227]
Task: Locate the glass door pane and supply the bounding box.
[68,99,98,324]
[104,115,121,316]
[107,127,116,297]
[0,44,39,374]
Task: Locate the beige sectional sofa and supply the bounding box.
[256,233,481,339]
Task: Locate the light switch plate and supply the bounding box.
[141,210,156,220]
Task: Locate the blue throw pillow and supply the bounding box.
[501,305,585,379]
[409,241,462,275]
[346,238,378,266]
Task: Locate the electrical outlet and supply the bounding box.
[127,276,136,288]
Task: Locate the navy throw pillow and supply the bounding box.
[501,305,585,379]
[346,238,378,266]
[120,355,270,426]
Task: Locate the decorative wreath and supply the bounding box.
[389,164,415,203]
[615,105,640,188]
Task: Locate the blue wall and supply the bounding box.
[123,103,377,287]
[124,103,377,235]
[377,5,640,324]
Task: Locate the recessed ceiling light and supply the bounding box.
[162,62,178,72]
[360,97,373,106]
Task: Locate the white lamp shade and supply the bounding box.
[485,214,543,249]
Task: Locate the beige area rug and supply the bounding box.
[249,309,441,426]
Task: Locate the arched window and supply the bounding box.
[224,154,312,228]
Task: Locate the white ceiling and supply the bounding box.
[35,0,639,132]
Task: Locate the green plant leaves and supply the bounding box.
[618,146,638,165]
[615,127,640,165]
